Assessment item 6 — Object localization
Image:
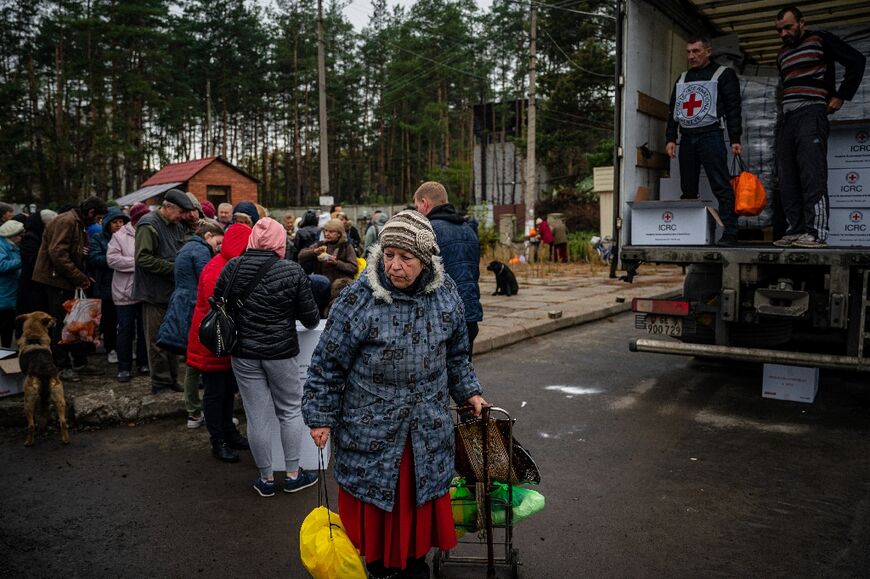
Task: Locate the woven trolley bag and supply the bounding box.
[454,409,541,486]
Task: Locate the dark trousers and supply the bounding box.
[466,322,479,361]
[308,274,330,313]
[776,105,830,241]
[45,286,88,369]
[678,130,738,238]
[116,303,147,373]
[553,243,568,263]
[100,298,117,353]
[0,308,15,348]
[202,370,239,444]
[143,302,178,386]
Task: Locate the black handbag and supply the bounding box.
[198,255,278,357]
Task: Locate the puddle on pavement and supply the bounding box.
[544,385,605,398]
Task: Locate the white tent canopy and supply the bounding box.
[113,182,182,207]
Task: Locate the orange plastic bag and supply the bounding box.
[731,154,766,216]
[60,289,102,345]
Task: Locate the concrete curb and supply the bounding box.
[1,286,683,429]
[473,288,682,357]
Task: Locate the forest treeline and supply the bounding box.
[0,0,614,207]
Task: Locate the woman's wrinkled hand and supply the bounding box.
[310,427,331,448]
[464,394,489,417]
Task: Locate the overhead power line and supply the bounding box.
[500,0,616,21]
[540,27,614,79]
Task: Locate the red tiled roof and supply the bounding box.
[140,157,218,187]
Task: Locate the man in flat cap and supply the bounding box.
[134,189,193,393]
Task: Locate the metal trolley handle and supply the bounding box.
[450,404,516,578]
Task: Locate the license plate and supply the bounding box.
[645,315,683,337]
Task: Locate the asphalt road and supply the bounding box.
[2,313,870,578]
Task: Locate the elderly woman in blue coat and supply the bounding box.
[157,219,224,428]
[0,219,23,348]
[303,210,487,579]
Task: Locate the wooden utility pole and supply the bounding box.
[205,78,212,156]
[525,3,538,228]
[317,0,330,197]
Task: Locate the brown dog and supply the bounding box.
[16,312,69,446]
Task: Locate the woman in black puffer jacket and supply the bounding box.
[213,217,320,497]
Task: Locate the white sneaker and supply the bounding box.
[107,350,118,364]
[773,234,801,247]
[187,414,204,429]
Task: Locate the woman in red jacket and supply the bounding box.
[187,223,252,462]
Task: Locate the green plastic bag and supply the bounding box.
[490,483,546,525]
[449,477,478,533]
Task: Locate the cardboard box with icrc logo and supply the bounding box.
[762,363,819,403]
[0,348,23,398]
[629,200,723,245]
[827,208,870,247]
[828,124,870,169]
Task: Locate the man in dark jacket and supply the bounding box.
[772,6,866,248]
[414,181,483,357]
[294,210,320,252]
[33,196,108,380]
[134,189,193,393]
[88,207,129,364]
[666,36,743,247]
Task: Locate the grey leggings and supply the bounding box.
[231,356,302,479]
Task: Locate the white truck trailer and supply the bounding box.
[613,0,870,370]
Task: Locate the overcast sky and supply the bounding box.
[342,0,494,30]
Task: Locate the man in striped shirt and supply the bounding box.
[773,6,866,248]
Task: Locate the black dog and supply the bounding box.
[487,261,519,296]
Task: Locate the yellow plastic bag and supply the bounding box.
[299,505,366,579]
[355,257,366,279]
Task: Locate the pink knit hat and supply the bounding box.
[247,217,286,259]
[201,200,216,219]
[129,203,150,225]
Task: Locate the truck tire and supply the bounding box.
[729,318,793,348]
[679,265,719,344]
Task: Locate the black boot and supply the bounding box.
[211,439,240,463]
[403,557,430,579]
[225,430,250,451]
[366,561,402,579]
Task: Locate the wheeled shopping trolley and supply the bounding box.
[433,406,522,579]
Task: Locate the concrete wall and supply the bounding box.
[473,140,549,205]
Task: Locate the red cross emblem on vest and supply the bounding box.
[847,172,859,183]
[682,93,703,117]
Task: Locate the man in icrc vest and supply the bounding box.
[666,36,743,247]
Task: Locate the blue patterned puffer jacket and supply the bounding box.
[303,244,482,512]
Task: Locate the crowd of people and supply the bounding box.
[1,181,489,578]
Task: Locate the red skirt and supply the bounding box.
[338,439,458,569]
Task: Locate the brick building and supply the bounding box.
[114,157,259,208]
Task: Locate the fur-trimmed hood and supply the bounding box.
[362,243,445,304]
